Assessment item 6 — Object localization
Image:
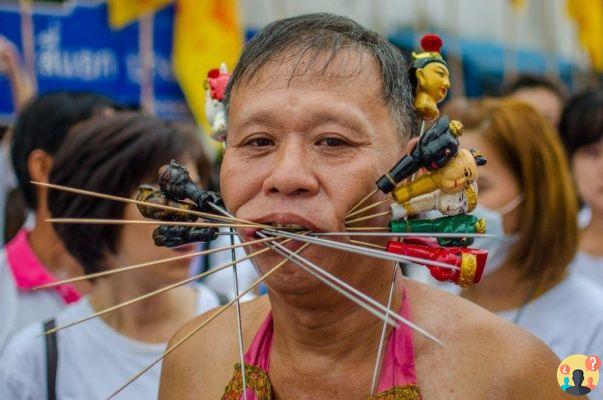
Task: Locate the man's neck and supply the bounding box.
[269,267,403,372]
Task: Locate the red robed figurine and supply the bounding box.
[386,238,487,288]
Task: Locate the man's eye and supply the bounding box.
[246,137,274,147]
[316,137,347,147]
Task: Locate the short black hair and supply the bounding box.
[559,89,603,157]
[48,112,207,274]
[11,92,119,210]
[224,13,414,139]
[501,73,568,101]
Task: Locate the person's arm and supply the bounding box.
[0,36,35,111]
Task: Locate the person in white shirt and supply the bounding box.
[0,92,118,353]
[447,98,603,367]
[559,90,603,288]
[0,113,221,399]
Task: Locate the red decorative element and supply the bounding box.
[386,238,487,286]
[207,68,230,101]
[420,34,443,53]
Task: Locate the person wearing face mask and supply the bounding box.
[446,97,603,361]
[559,90,603,288]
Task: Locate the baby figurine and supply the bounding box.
[390,181,478,219]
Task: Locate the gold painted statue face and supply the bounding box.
[416,62,450,104]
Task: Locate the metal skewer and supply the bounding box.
[310,232,496,238]
[256,231,444,346]
[369,263,398,395]
[107,242,311,399]
[261,229,460,271]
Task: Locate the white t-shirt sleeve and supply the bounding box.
[0,323,46,400]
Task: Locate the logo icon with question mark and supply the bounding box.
[557,354,600,396]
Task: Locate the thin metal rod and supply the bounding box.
[257,232,444,346]
[107,242,311,400]
[257,232,397,329]
[33,237,275,290]
[32,181,258,226]
[347,188,379,216]
[369,263,398,395]
[48,218,264,229]
[346,197,392,220]
[207,202,248,400]
[349,239,386,250]
[347,227,390,231]
[346,211,390,225]
[229,227,247,400]
[262,229,460,271]
[43,240,288,336]
[311,232,496,239]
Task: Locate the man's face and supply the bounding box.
[221,51,405,293]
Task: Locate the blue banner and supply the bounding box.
[0,1,192,123]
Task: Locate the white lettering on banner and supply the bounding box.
[35,22,118,81]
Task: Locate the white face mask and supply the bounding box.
[471,195,524,277]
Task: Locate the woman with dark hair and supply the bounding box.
[0,113,220,399]
[559,90,603,287]
[0,92,118,352]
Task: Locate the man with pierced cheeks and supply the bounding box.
[159,14,570,400]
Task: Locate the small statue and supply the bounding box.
[387,238,487,288]
[205,63,230,141]
[410,34,450,121]
[158,160,222,212]
[136,185,198,222]
[390,181,478,219]
[389,214,486,247]
[136,161,224,248]
[376,116,463,194]
[392,148,487,205]
[152,225,218,248]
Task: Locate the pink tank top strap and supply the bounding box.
[243,312,274,371]
[376,286,418,392]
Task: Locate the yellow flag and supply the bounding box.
[567,0,603,72]
[107,0,173,29]
[509,0,526,11]
[172,0,243,138]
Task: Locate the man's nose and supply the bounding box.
[262,139,319,197]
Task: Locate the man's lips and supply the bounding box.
[238,213,325,241]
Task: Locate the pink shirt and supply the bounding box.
[6,229,81,304]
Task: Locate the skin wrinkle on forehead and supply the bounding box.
[225,46,404,139]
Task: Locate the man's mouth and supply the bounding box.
[239,214,325,242]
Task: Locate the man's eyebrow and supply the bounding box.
[243,109,366,129]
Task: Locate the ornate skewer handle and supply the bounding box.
[376,116,463,194]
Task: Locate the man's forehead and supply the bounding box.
[231,47,383,98]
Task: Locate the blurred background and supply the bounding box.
[0,0,602,127]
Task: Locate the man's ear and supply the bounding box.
[27,149,53,183]
[405,137,419,155]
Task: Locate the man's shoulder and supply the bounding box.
[406,280,570,399]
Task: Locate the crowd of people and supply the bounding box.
[0,12,602,400]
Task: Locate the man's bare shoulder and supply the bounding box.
[405,280,571,399]
[159,295,271,399]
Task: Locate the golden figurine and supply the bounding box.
[410,34,450,121]
[392,148,486,205]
